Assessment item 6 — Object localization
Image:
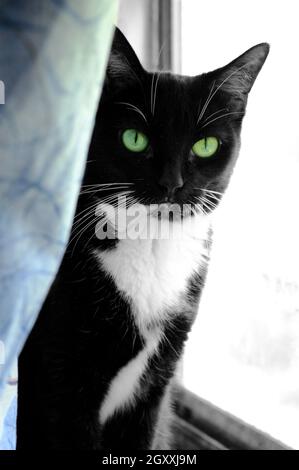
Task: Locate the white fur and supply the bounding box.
[96,208,210,331]
[99,328,160,423]
[96,207,210,422]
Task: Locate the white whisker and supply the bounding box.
[193,187,224,197]
[70,191,135,251]
[116,102,148,125]
[153,72,161,116]
[73,195,121,231]
[150,73,155,115]
[202,188,223,195]
[74,192,133,222]
[81,183,134,188]
[201,196,217,209]
[197,80,215,124]
[202,107,228,123]
[80,186,134,196]
[201,111,244,129]
[197,60,251,123]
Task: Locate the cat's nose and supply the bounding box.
[158,171,184,200]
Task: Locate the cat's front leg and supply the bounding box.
[97,314,193,450]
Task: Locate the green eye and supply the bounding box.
[192,137,219,158]
[122,129,149,153]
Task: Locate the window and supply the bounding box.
[118,0,299,449]
[182,0,299,449]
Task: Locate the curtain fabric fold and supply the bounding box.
[0,0,118,448]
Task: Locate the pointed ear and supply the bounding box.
[107,27,145,82]
[213,43,270,100]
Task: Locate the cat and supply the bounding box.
[17,27,269,450]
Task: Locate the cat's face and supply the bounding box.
[84,28,269,219]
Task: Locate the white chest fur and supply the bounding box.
[95,213,210,331]
[96,211,210,423]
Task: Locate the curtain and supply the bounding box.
[0,0,118,448]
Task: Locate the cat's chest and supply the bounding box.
[95,216,209,328]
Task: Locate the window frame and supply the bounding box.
[174,386,290,450]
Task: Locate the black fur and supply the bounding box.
[17,28,269,449]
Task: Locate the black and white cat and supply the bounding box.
[17,28,269,449]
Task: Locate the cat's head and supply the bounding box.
[84,27,269,222]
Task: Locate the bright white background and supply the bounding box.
[182,0,299,448]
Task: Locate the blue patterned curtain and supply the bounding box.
[0,0,118,448]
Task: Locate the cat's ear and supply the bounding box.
[212,43,270,100]
[106,27,145,84]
